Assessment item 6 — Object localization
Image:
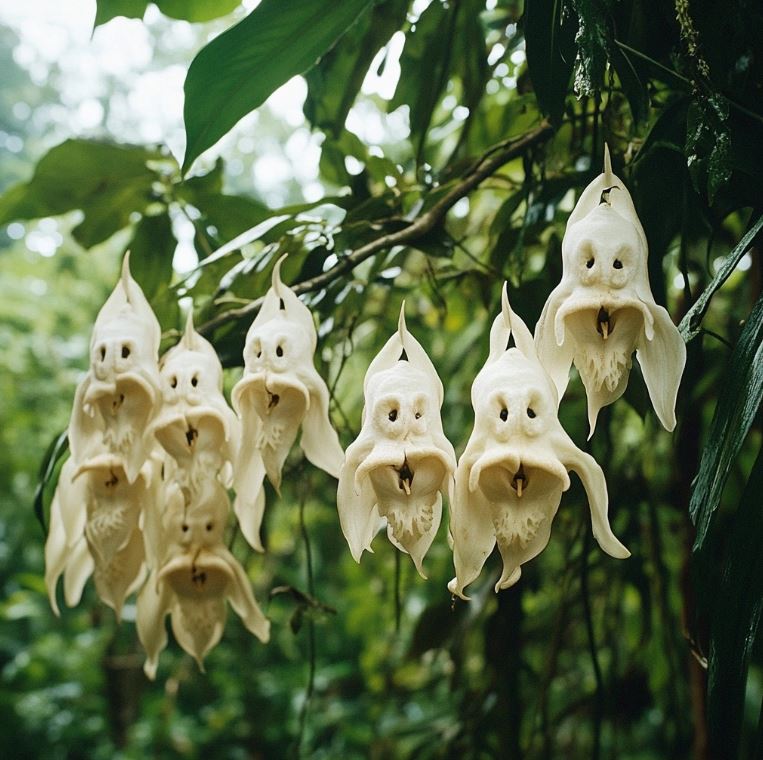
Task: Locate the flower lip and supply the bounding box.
[158,551,234,599]
[355,443,451,496]
[232,370,310,419]
[555,291,655,345]
[84,371,158,409]
[469,446,571,496]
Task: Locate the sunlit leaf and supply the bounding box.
[182,0,373,173]
[0,139,170,247]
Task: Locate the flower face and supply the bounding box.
[152,314,239,489]
[535,145,686,435]
[232,255,343,551]
[449,287,629,599]
[338,307,456,576]
[136,484,270,679]
[69,253,162,482]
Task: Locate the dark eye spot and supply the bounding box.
[121,345,130,358]
[170,376,177,388]
[527,408,536,418]
[256,351,262,358]
[613,259,623,269]
[191,376,198,387]
[99,346,106,361]
[586,258,595,269]
[182,524,188,532]
[415,412,422,419]
[206,523,213,531]
[388,409,398,422]
[276,345,284,357]
[500,408,508,421]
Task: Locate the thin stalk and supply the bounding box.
[581,528,604,760]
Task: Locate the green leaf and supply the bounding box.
[389,0,457,162]
[569,0,611,96]
[609,41,649,124]
[128,211,175,300]
[94,0,148,28]
[33,431,68,532]
[707,444,763,758]
[690,292,763,550]
[154,0,240,22]
[679,213,763,342]
[524,0,577,126]
[0,139,170,247]
[304,0,409,136]
[182,0,373,174]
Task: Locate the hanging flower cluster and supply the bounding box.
[335,146,682,596]
[137,315,270,677]
[45,254,162,618]
[45,146,685,668]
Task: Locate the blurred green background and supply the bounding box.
[0,1,761,757]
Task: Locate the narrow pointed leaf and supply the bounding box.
[690,292,763,549]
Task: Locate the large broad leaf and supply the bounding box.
[389,0,458,163]
[94,0,239,27]
[524,0,577,126]
[33,431,68,532]
[94,0,147,27]
[0,139,170,247]
[154,0,240,22]
[128,211,176,300]
[706,445,763,758]
[182,0,373,174]
[689,291,763,549]
[304,0,409,136]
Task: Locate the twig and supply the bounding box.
[296,475,316,757]
[197,122,553,336]
[581,528,604,760]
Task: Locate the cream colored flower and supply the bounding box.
[338,306,456,576]
[232,255,343,551]
[69,253,162,481]
[449,286,629,599]
[151,312,239,492]
[136,478,270,679]
[535,145,686,435]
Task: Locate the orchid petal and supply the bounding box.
[300,375,344,479]
[553,431,630,558]
[219,547,270,643]
[136,569,171,680]
[636,302,687,431]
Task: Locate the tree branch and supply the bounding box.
[197,121,553,336]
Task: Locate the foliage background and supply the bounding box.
[0,0,761,757]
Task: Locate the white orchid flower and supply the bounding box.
[337,305,456,577]
[73,453,158,618]
[136,478,270,679]
[151,312,239,491]
[44,457,94,615]
[535,145,686,435]
[449,286,629,600]
[69,253,163,482]
[232,255,344,551]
